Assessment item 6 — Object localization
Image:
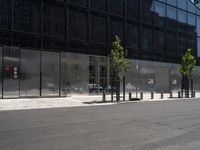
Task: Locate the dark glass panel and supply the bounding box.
[0,0,12,29]
[141,0,153,23]
[110,19,124,43]
[126,0,139,20]
[90,0,106,12]
[166,31,177,54]
[43,38,66,51]
[126,23,139,48]
[153,30,164,52]
[3,47,20,98]
[90,44,108,56]
[141,27,152,49]
[0,31,11,46]
[13,33,41,49]
[43,0,65,37]
[110,0,124,16]
[68,0,88,7]
[68,40,89,54]
[68,9,88,41]
[178,33,188,55]
[90,14,107,43]
[13,0,41,33]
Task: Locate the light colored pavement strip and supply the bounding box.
[0,93,199,111]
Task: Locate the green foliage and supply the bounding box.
[110,35,130,77]
[179,48,196,77]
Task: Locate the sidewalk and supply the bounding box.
[0,93,199,111]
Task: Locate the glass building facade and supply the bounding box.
[0,0,200,98]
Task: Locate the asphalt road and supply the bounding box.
[1,100,200,150]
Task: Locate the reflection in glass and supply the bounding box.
[177,0,186,10]
[188,0,196,14]
[197,17,200,36]
[0,47,2,98]
[3,47,20,98]
[167,5,177,20]
[188,13,196,26]
[178,9,187,23]
[167,0,176,7]
[41,51,59,96]
[198,38,200,57]
[61,53,89,95]
[154,1,166,17]
[20,50,40,97]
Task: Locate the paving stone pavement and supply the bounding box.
[0,92,199,111]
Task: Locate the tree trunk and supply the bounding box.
[116,76,120,102]
[181,76,189,98]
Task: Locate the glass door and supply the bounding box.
[3,47,20,98]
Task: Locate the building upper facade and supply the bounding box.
[0,0,200,64]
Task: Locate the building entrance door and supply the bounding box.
[3,47,20,98]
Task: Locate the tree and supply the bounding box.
[179,48,196,97]
[110,35,130,101]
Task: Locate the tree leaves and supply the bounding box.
[110,35,130,78]
[179,48,196,78]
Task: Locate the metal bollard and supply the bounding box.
[151,92,154,99]
[161,92,164,99]
[102,91,106,102]
[129,92,132,101]
[140,92,143,100]
[193,91,196,98]
[170,91,173,98]
[178,91,181,98]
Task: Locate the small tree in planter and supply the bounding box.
[110,35,130,102]
[179,48,196,97]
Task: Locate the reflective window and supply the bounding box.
[14,0,41,33]
[197,16,200,37]
[0,31,11,46]
[90,14,107,43]
[178,33,188,55]
[110,19,124,43]
[166,31,177,54]
[90,0,106,12]
[126,23,139,48]
[69,0,88,7]
[0,0,12,29]
[61,53,89,95]
[154,1,166,17]
[41,51,59,96]
[141,0,153,23]
[126,0,139,20]
[0,48,2,98]
[43,1,65,37]
[178,9,187,23]
[20,50,40,97]
[158,0,166,2]
[188,0,196,14]
[188,13,196,26]
[177,0,187,10]
[68,9,88,41]
[167,5,177,20]
[153,1,166,26]
[167,0,176,7]
[154,30,165,52]
[141,27,152,49]
[198,38,200,57]
[110,0,124,16]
